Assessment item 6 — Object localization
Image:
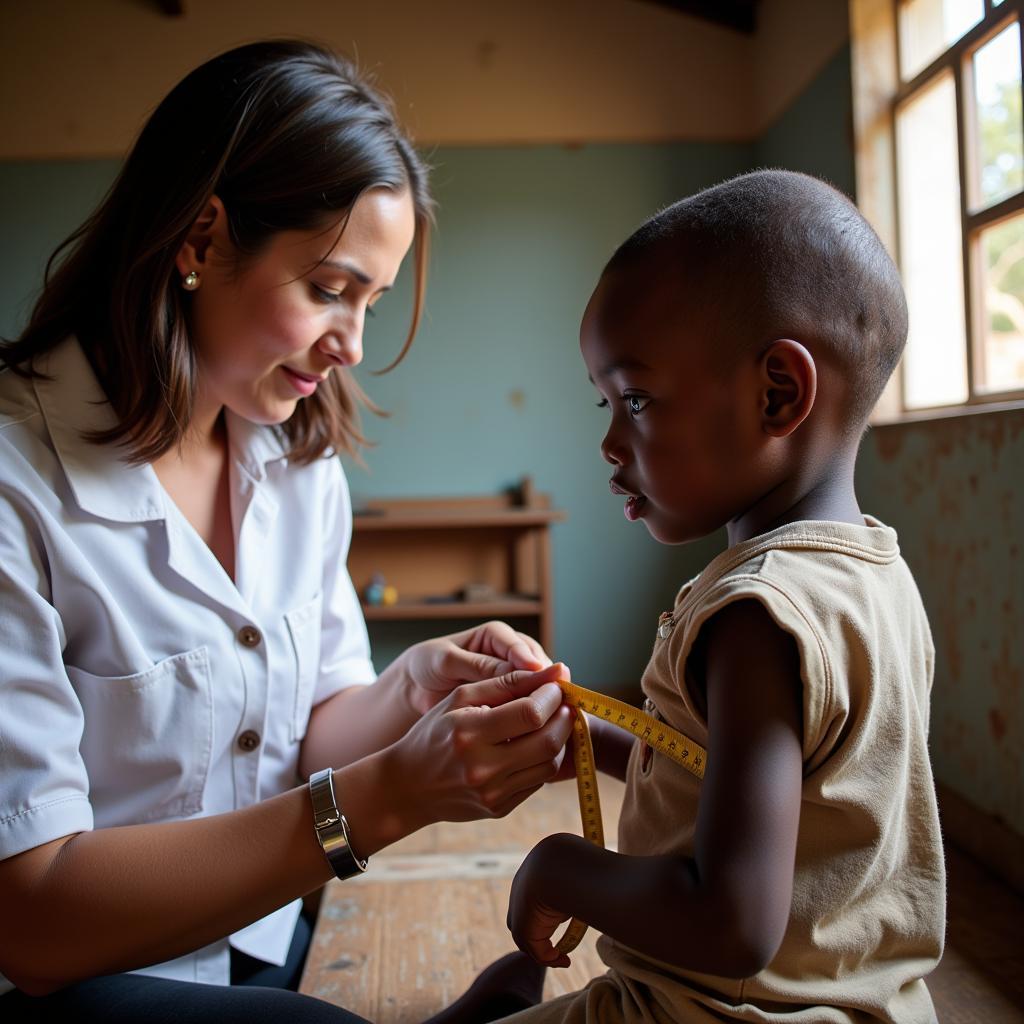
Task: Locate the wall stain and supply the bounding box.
[873,427,903,462]
[857,406,1024,834]
[990,707,1008,742]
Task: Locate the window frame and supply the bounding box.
[852,0,1024,421]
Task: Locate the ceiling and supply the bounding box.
[155,2,761,34]
[640,0,759,34]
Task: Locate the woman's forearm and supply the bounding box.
[2,670,571,995]
[0,750,411,996]
[299,658,418,778]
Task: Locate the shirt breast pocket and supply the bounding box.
[285,592,323,743]
[67,646,213,826]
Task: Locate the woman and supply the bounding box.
[0,40,573,1022]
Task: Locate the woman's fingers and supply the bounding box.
[495,740,571,800]
[459,621,554,670]
[452,664,567,715]
[493,704,573,775]
[507,634,551,671]
[438,643,509,684]
[485,783,545,820]
[470,681,566,744]
[465,705,573,814]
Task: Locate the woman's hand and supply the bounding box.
[401,621,555,715]
[387,663,574,827]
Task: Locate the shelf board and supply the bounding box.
[352,509,565,532]
[362,598,543,621]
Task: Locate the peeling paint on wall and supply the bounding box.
[858,408,1024,836]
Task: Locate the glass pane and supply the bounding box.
[973,22,1024,208]
[899,0,984,80]
[977,214,1024,392]
[897,73,970,407]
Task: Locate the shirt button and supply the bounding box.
[238,625,262,648]
[237,730,261,752]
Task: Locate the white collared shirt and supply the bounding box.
[0,338,376,991]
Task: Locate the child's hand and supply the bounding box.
[507,834,576,968]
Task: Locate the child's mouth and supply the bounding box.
[624,495,648,522]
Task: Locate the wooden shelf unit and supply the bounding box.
[348,479,565,653]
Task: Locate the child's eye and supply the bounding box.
[595,397,609,409]
[626,395,651,416]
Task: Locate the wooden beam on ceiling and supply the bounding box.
[639,0,759,34]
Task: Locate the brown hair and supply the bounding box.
[1,39,434,464]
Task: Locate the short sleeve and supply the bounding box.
[312,456,376,706]
[0,479,94,861]
[676,571,833,765]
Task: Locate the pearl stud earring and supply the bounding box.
[182,270,200,291]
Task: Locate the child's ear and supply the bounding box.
[758,339,816,437]
[174,195,229,278]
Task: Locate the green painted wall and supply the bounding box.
[755,46,855,198]
[6,44,1019,835]
[0,143,750,691]
[858,415,1024,835]
[344,141,759,681]
[0,46,859,694]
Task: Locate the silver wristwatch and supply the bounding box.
[308,768,367,879]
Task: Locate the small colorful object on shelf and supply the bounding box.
[381,584,399,606]
[363,572,387,606]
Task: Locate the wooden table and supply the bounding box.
[300,778,626,1023]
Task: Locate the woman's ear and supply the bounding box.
[174,195,229,278]
[759,339,816,437]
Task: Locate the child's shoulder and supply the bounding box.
[677,517,911,620]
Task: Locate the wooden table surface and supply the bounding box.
[300,777,626,1023]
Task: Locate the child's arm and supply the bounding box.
[508,600,803,978]
[588,715,636,781]
[549,711,636,784]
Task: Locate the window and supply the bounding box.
[852,0,1024,417]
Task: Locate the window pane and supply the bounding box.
[977,213,1024,392]
[973,22,1024,208]
[897,73,969,407]
[899,0,984,80]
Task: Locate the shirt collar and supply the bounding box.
[33,337,289,523]
[225,409,289,482]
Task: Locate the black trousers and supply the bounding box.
[1,912,370,1023]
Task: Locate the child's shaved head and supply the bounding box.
[602,170,908,432]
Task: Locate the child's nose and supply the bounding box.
[600,428,625,466]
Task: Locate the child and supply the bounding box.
[431,170,944,1023]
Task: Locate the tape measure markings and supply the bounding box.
[552,680,706,955]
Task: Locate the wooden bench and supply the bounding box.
[299,778,625,1022]
[300,775,1020,1023]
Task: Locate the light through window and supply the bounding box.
[887,0,1024,410]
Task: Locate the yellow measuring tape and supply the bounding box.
[552,680,707,955]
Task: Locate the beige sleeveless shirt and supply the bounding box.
[508,518,944,1024]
